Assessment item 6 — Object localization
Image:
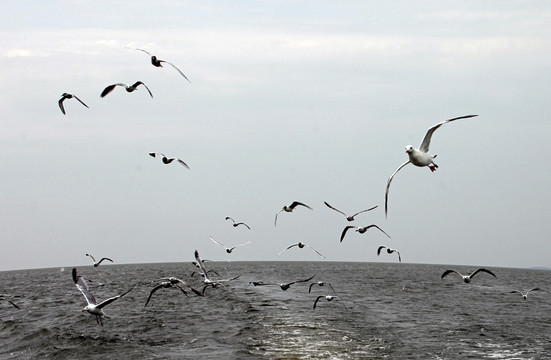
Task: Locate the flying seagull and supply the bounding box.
[384,115,478,217]
[100,81,153,98]
[149,152,189,169]
[249,274,316,291]
[313,295,347,311]
[194,250,240,287]
[323,201,378,221]
[127,47,191,82]
[145,277,205,307]
[441,268,496,283]
[377,245,402,263]
[275,201,313,226]
[208,236,251,254]
[72,268,134,326]
[86,254,113,267]
[225,217,251,229]
[340,225,391,243]
[308,281,336,294]
[0,296,20,309]
[277,242,326,259]
[58,93,89,115]
[510,288,543,300]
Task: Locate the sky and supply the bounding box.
[1,1,550,271]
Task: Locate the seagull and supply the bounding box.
[384,115,478,217]
[510,288,543,300]
[100,81,153,98]
[308,281,336,294]
[190,259,219,277]
[249,275,315,291]
[208,236,251,254]
[86,254,113,267]
[145,277,205,307]
[72,268,134,326]
[58,93,89,115]
[340,225,391,242]
[194,250,240,287]
[277,242,326,259]
[275,201,313,226]
[127,47,191,82]
[149,152,189,169]
[0,296,20,309]
[313,295,347,311]
[377,245,402,262]
[441,268,496,283]
[225,217,251,230]
[323,201,378,221]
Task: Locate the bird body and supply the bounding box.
[58,93,89,114]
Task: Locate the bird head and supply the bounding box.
[405,145,413,154]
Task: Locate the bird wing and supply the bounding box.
[308,283,316,293]
[133,81,153,98]
[7,300,20,309]
[161,61,191,82]
[58,97,66,114]
[225,216,235,223]
[72,268,97,305]
[396,251,402,263]
[149,152,165,159]
[86,254,96,263]
[441,269,461,280]
[305,244,326,259]
[377,246,387,256]
[350,205,378,218]
[72,95,89,108]
[96,284,135,309]
[176,158,190,169]
[100,83,126,97]
[274,211,281,226]
[385,161,410,217]
[470,268,496,279]
[97,258,113,265]
[235,241,252,248]
[326,283,337,293]
[209,236,226,248]
[340,226,356,242]
[290,201,313,210]
[313,295,324,309]
[129,47,152,56]
[289,274,316,285]
[527,288,542,295]
[144,284,165,307]
[419,115,478,153]
[277,243,298,255]
[194,250,211,282]
[366,225,391,239]
[236,222,251,229]
[323,202,346,216]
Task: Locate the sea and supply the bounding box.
[1,261,550,359]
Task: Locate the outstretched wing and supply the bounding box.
[72,268,97,305]
[160,60,191,82]
[340,226,356,243]
[419,115,478,153]
[350,205,378,218]
[289,274,316,285]
[144,284,164,307]
[58,97,66,114]
[313,295,324,309]
[133,81,153,98]
[96,284,135,309]
[323,201,346,216]
[366,225,391,239]
[441,269,461,280]
[236,222,251,229]
[176,158,190,169]
[305,244,326,259]
[72,95,89,108]
[385,161,410,217]
[377,246,387,256]
[209,236,226,249]
[97,258,113,265]
[290,201,313,210]
[277,243,298,255]
[194,250,211,282]
[470,268,496,279]
[101,83,125,97]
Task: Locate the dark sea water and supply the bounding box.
[1,261,550,359]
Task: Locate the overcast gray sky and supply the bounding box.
[1,1,550,271]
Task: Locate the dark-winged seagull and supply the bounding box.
[149,152,189,169]
[277,242,326,259]
[100,81,153,98]
[225,217,251,230]
[86,253,113,267]
[208,236,251,254]
[275,201,313,226]
[127,47,191,82]
[308,281,336,294]
[510,288,543,300]
[145,277,205,307]
[441,268,496,283]
[249,275,315,291]
[313,295,347,311]
[323,201,378,221]
[340,225,390,243]
[58,93,89,115]
[72,268,134,326]
[385,115,478,217]
[377,245,401,263]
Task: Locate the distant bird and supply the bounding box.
[308,281,336,294]
[277,242,326,259]
[127,47,191,82]
[510,288,543,300]
[225,217,251,230]
[249,275,315,291]
[72,268,134,326]
[149,152,189,169]
[145,277,204,307]
[275,201,313,226]
[441,268,496,283]
[100,81,153,98]
[323,201,378,221]
[385,115,478,217]
[86,254,113,267]
[0,296,20,309]
[340,225,390,243]
[208,236,251,254]
[194,250,240,287]
[313,295,347,311]
[377,245,401,263]
[58,93,89,115]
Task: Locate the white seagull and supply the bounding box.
[127,47,191,82]
[72,268,135,326]
[225,217,251,229]
[58,93,89,115]
[323,201,378,221]
[510,288,543,300]
[377,245,402,263]
[441,268,496,283]
[275,201,313,226]
[308,281,336,294]
[340,225,391,243]
[313,295,347,311]
[86,253,113,267]
[208,236,251,254]
[385,115,478,216]
[194,250,240,287]
[149,152,189,169]
[277,242,326,259]
[249,274,315,291]
[100,81,153,98]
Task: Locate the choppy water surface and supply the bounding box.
[1,262,550,359]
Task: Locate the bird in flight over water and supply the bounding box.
[323,201,377,221]
[275,201,313,226]
[441,268,496,283]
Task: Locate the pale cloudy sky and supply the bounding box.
[1,1,550,271]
